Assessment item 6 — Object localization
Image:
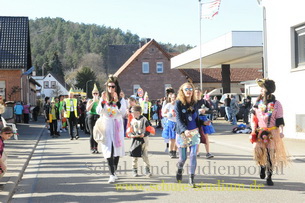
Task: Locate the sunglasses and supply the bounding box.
[93,93,98,95]
[184,88,193,92]
[4,132,13,134]
[108,85,116,88]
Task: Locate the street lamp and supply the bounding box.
[85,80,93,98]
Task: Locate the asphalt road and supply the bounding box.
[9,119,305,203]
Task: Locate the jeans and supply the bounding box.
[224,107,232,121]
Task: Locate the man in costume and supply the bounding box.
[63,88,79,140]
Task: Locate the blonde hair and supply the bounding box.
[177,82,197,105]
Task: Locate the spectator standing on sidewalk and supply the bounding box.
[63,89,79,140]
[14,101,23,123]
[86,84,100,154]
[243,96,252,125]
[0,126,14,178]
[23,103,31,123]
[94,75,126,183]
[224,94,232,122]
[230,95,239,125]
[250,78,289,186]
[0,95,6,120]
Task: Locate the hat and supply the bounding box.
[69,88,74,94]
[92,83,99,94]
[144,92,149,99]
[51,97,55,103]
[256,78,276,94]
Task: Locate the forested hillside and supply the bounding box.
[29,17,192,87]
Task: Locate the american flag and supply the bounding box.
[201,0,221,19]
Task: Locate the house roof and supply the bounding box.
[107,44,139,74]
[45,72,70,91]
[181,68,263,83]
[0,16,32,70]
[114,39,172,77]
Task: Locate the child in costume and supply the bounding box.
[250,78,289,186]
[0,126,14,178]
[47,98,60,138]
[162,93,178,158]
[127,105,152,177]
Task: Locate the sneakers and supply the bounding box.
[132,169,138,177]
[114,173,119,180]
[75,136,79,140]
[206,153,214,159]
[108,175,116,183]
[145,167,152,177]
[59,129,63,133]
[62,128,67,132]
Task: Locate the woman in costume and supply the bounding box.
[250,78,289,186]
[94,75,127,183]
[162,93,178,158]
[86,84,100,154]
[175,82,203,187]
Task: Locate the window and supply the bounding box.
[44,81,49,89]
[294,25,305,68]
[51,81,56,89]
[133,84,141,95]
[142,62,149,73]
[156,62,163,73]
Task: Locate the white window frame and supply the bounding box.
[156,62,163,73]
[51,81,56,89]
[293,24,305,69]
[44,81,49,89]
[133,84,141,95]
[142,62,149,73]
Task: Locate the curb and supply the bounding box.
[1,127,45,203]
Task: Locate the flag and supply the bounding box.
[201,0,221,19]
[22,66,35,75]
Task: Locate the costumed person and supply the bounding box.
[63,88,79,140]
[194,87,214,159]
[126,96,138,137]
[86,84,100,154]
[175,82,206,187]
[161,87,175,153]
[0,126,14,178]
[93,75,127,183]
[58,95,67,132]
[43,97,51,133]
[140,92,152,125]
[162,93,178,158]
[127,105,152,177]
[250,78,289,186]
[47,98,60,138]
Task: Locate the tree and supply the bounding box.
[8,86,22,101]
[75,67,98,97]
[52,84,63,97]
[49,52,64,78]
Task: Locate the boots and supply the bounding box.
[266,171,274,186]
[176,168,183,182]
[169,151,174,158]
[260,166,266,179]
[189,174,196,188]
[172,151,177,158]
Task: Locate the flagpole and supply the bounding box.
[199,0,203,91]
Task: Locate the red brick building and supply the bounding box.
[114,39,187,100]
[0,17,39,104]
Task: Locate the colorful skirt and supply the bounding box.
[162,120,176,139]
[199,115,215,134]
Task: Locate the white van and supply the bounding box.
[220,93,245,104]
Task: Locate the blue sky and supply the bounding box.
[0,0,263,46]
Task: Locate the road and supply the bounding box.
[9,119,305,203]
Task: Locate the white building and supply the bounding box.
[32,73,69,99]
[263,0,305,139]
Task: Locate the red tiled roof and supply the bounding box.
[114,39,172,77]
[181,68,263,83]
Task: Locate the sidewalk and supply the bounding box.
[0,116,45,203]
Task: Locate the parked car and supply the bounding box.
[219,103,246,121]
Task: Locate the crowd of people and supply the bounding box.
[0,77,289,188]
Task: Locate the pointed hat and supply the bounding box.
[92,83,99,94]
[144,91,149,99]
[69,88,74,94]
[51,97,55,103]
